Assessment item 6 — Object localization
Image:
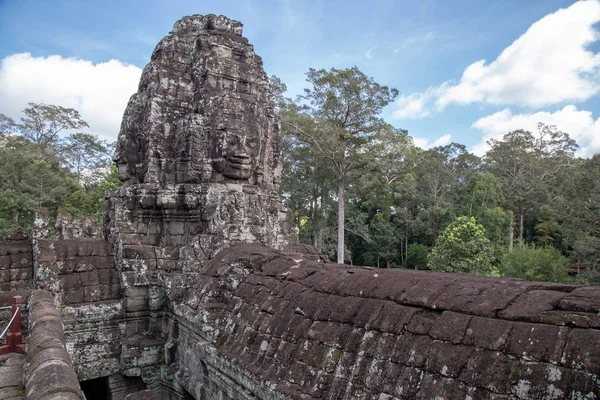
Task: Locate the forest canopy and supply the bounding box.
[274,68,600,285]
[0,102,119,239]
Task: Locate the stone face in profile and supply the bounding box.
[114,13,281,188]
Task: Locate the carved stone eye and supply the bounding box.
[247,138,258,148]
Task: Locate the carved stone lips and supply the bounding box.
[228,156,252,168]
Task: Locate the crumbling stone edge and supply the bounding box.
[24,290,85,400]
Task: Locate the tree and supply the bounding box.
[0,135,87,238]
[275,76,338,251]
[459,172,511,264]
[0,114,16,137]
[485,124,577,249]
[350,125,412,267]
[5,102,89,157]
[428,216,496,275]
[555,155,600,273]
[0,103,118,238]
[499,244,570,283]
[287,67,398,263]
[406,243,429,270]
[62,132,114,182]
[408,144,479,245]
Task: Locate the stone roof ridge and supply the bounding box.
[171,14,244,37]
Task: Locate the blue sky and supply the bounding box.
[1,0,599,156]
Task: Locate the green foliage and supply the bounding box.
[499,244,570,283]
[0,103,117,239]
[63,132,113,181]
[406,243,428,270]
[555,155,600,269]
[0,137,85,238]
[279,68,398,263]
[428,216,496,275]
[484,124,578,246]
[365,212,397,267]
[571,267,600,286]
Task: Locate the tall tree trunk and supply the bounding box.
[400,237,404,265]
[337,173,345,264]
[386,259,390,269]
[405,235,408,266]
[509,211,514,251]
[309,184,316,246]
[377,256,380,268]
[518,212,524,245]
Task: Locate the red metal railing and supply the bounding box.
[0,296,25,354]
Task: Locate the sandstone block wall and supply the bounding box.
[172,245,600,400]
[53,240,121,305]
[0,241,33,291]
[32,238,126,380]
[25,290,85,400]
[54,240,124,381]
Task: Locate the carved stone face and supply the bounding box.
[113,138,132,182]
[211,123,261,180]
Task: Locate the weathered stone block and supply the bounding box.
[417,373,469,399]
[426,341,474,378]
[0,254,11,268]
[405,309,440,335]
[63,289,84,304]
[126,297,149,312]
[458,348,516,393]
[61,274,82,291]
[390,333,432,368]
[561,328,600,374]
[559,286,600,313]
[9,267,32,281]
[505,322,568,363]
[539,310,596,328]
[370,303,419,334]
[429,311,472,344]
[79,269,99,286]
[499,290,568,322]
[463,316,513,351]
[83,286,102,302]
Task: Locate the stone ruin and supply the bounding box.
[108,13,296,262]
[0,14,599,400]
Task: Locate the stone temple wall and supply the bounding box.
[0,240,33,291]
[31,225,124,381]
[168,245,600,399]
[25,290,85,400]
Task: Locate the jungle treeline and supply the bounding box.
[273,69,600,285]
[1,67,599,286]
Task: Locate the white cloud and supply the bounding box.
[471,105,600,157]
[365,47,377,60]
[392,0,600,119]
[0,53,142,142]
[412,134,452,150]
[392,85,446,119]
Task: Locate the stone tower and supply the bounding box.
[107,14,296,262]
[105,14,297,339]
